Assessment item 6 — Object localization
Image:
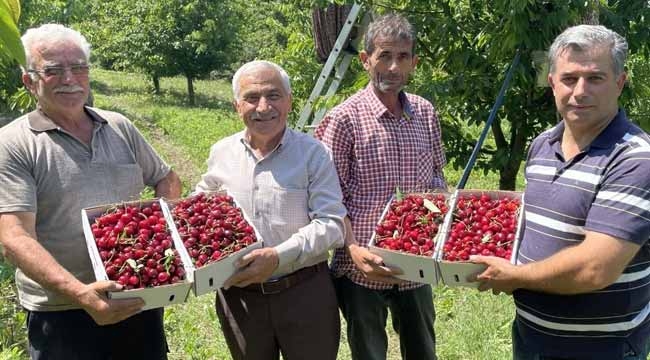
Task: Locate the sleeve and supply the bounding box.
[195,143,224,193]
[0,136,37,214]
[313,111,354,205]
[273,145,346,269]
[117,118,171,187]
[586,148,650,245]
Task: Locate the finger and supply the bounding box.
[234,252,257,269]
[94,280,124,292]
[469,255,487,264]
[364,253,384,266]
[368,263,402,276]
[477,282,491,292]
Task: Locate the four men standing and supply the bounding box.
[0,14,648,360]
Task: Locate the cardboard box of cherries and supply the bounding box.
[81,199,194,310]
[435,190,524,288]
[368,191,452,285]
[162,191,263,296]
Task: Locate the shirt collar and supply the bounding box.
[590,109,628,149]
[362,84,414,120]
[27,106,107,132]
[238,126,292,154]
[547,108,628,150]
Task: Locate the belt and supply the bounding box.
[243,262,328,295]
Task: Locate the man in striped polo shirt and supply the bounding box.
[471,25,650,359]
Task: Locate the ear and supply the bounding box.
[232,99,239,112]
[412,54,419,69]
[547,73,556,93]
[22,72,36,94]
[359,51,370,71]
[616,72,627,93]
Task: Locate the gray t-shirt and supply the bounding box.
[0,107,170,311]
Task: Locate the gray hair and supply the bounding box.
[548,25,628,76]
[232,60,291,101]
[364,13,416,55]
[22,24,91,74]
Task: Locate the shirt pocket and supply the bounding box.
[269,187,310,230]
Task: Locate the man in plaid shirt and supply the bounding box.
[315,13,446,360]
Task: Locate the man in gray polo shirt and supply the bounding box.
[471,25,650,359]
[0,24,181,359]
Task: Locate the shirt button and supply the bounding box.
[255,211,260,217]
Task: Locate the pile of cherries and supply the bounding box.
[171,192,257,268]
[442,193,520,262]
[374,193,449,257]
[90,202,186,289]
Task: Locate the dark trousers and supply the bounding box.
[26,308,168,360]
[334,275,437,360]
[215,268,340,360]
[512,321,650,360]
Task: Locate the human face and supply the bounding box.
[548,47,625,132]
[360,37,418,95]
[234,68,291,142]
[23,40,90,117]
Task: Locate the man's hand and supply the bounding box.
[469,255,520,295]
[75,281,144,325]
[223,248,279,289]
[348,244,403,284]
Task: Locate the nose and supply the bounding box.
[256,96,273,112]
[573,77,588,98]
[388,58,399,72]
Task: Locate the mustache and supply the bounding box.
[54,85,84,93]
[251,110,279,120]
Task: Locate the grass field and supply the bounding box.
[0,69,523,360]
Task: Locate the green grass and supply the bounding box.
[0,69,521,360]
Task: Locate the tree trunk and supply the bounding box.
[187,75,195,106]
[152,75,160,94]
[582,0,599,25]
[498,123,528,190]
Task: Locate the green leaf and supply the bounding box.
[126,258,138,269]
[395,186,403,201]
[423,198,442,213]
[0,0,25,66]
[4,0,20,24]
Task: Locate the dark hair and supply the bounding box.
[364,13,416,55]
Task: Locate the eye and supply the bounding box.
[267,94,281,101]
[70,65,90,75]
[43,67,65,77]
[561,76,577,84]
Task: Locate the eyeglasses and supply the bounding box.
[28,64,91,79]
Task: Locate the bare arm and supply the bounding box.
[471,231,640,294]
[0,212,143,324]
[155,169,182,199]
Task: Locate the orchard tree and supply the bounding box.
[81,0,243,105]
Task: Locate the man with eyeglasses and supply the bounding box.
[0,24,181,359]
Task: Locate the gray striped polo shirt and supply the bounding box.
[514,109,650,359]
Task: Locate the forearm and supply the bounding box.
[155,170,182,199]
[0,214,86,302]
[275,217,344,269]
[517,238,633,294]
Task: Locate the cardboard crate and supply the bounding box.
[161,191,263,296]
[82,199,193,310]
[368,191,452,285]
[435,190,524,288]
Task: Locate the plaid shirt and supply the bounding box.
[315,85,446,290]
